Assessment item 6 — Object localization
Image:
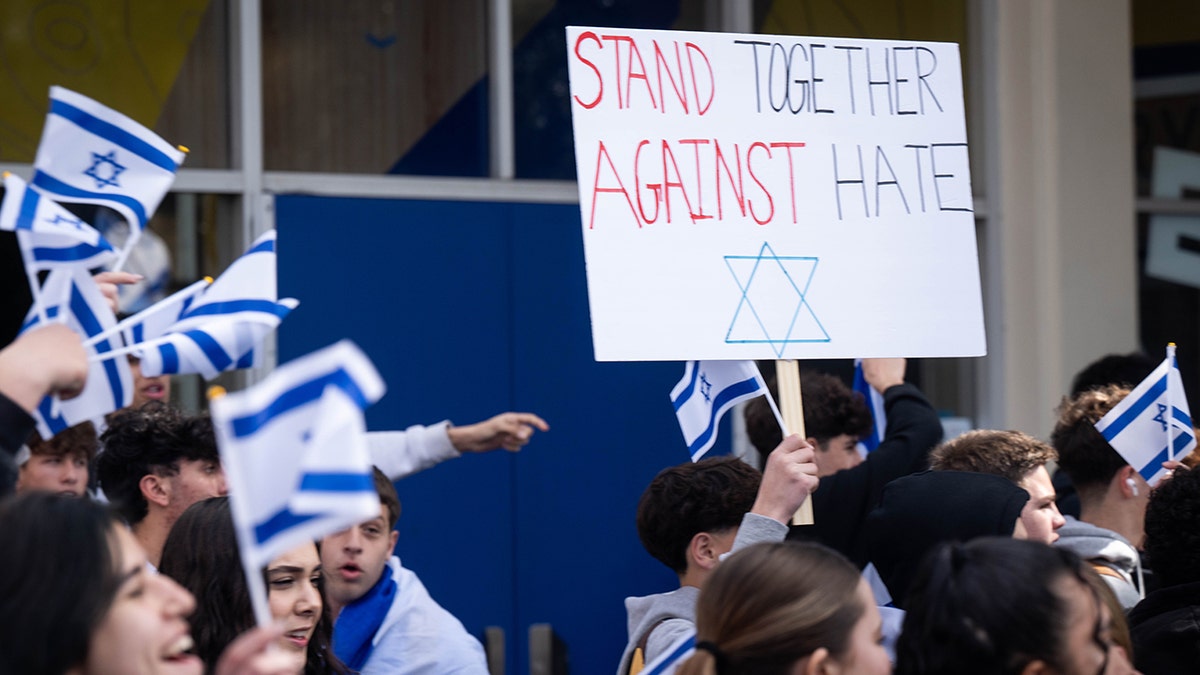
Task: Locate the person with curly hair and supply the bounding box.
[743,358,942,564]
[617,436,819,673]
[95,402,227,568]
[1050,385,1149,608]
[15,420,99,497]
[1128,465,1200,674]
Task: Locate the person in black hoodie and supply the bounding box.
[1128,465,1200,674]
[744,358,943,565]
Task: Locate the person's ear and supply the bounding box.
[1117,465,1140,498]
[139,474,170,508]
[807,437,822,452]
[388,528,399,550]
[803,647,835,675]
[688,532,722,571]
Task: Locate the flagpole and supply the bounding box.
[82,277,211,348]
[86,335,173,364]
[776,359,814,525]
[1167,343,1176,460]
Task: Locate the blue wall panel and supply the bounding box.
[276,195,713,674]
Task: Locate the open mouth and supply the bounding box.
[162,634,200,668]
[339,562,363,581]
[284,627,312,649]
[142,383,166,399]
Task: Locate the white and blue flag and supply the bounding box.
[31,86,185,268]
[0,173,116,274]
[118,230,298,379]
[20,268,132,438]
[1095,344,1196,486]
[211,340,385,573]
[671,360,768,461]
[853,359,886,455]
[638,632,695,675]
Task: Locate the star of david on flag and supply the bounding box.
[30,86,185,270]
[0,173,116,277]
[671,360,769,461]
[20,268,132,439]
[1094,344,1196,486]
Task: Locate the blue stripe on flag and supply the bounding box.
[32,242,111,262]
[132,322,144,343]
[298,472,374,492]
[182,328,234,373]
[672,363,700,411]
[687,377,761,456]
[70,283,124,408]
[230,370,368,439]
[37,395,69,436]
[643,634,696,675]
[49,98,179,172]
[246,238,275,255]
[31,171,149,226]
[1173,428,1194,457]
[1139,445,1172,483]
[235,348,255,369]
[183,299,291,320]
[1174,407,1193,430]
[253,506,317,546]
[16,186,40,230]
[1100,375,1168,441]
[160,342,179,373]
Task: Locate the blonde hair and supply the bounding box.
[676,542,864,675]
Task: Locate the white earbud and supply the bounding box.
[1126,477,1139,497]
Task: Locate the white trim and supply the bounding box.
[233,0,265,248]
[1135,74,1200,100]
[489,0,515,179]
[262,172,580,203]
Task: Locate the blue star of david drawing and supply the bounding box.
[44,214,86,231]
[1152,403,1168,432]
[725,242,830,357]
[84,150,125,189]
[700,372,713,403]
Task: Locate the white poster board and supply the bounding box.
[567,26,985,361]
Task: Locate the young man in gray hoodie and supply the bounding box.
[1050,384,1149,608]
[616,435,818,674]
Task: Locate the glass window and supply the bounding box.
[261,1,489,176]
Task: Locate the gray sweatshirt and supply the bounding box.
[1055,515,1143,609]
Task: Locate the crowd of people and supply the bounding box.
[623,357,1200,675]
[2,322,1199,675]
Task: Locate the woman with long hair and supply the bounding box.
[0,491,292,675]
[159,496,350,675]
[677,541,890,675]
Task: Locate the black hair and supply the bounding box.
[159,496,349,675]
[896,537,1093,675]
[0,493,122,674]
[1143,466,1200,588]
[636,456,761,574]
[744,372,872,464]
[96,402,220,524]
[1070,352,1157,397]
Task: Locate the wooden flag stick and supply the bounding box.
[776,359,814,525]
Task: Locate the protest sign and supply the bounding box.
[568,26,985,361]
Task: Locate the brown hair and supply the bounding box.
[372,466,401,529]
[930,429,1056,484]
[1051,385,1131,501]
[26,421,99,463]
[676,542,865,675]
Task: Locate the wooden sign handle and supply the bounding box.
[775,359,814,525]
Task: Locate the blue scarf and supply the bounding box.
[332,567,398,670]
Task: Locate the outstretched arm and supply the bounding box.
[447,412,550,453]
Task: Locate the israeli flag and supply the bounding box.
[1094,344,1196,486]
[853,359,886,455]
[671,360,768,461]
[127,230,298,379]
[31,86,185,268]
[0,173,116,273]
[639,632,695,675]
[20,268,132,438]
[211,340,385,573]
